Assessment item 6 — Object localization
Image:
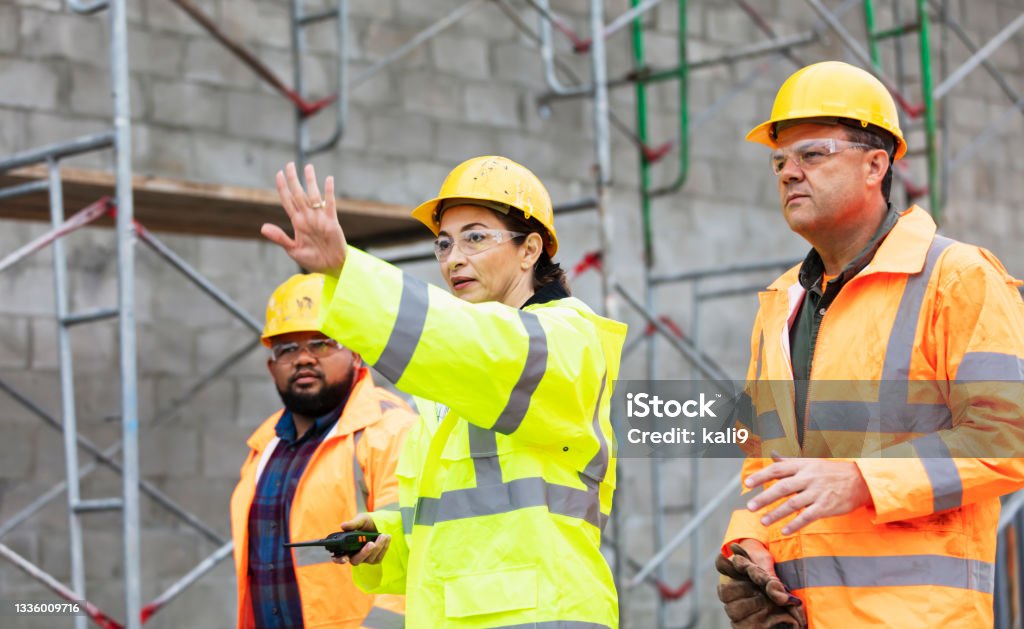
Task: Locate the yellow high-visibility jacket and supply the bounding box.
[723,206,1024,628]
[318,247,627,629]
[231,367,414,629]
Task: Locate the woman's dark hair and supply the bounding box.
[495,210,571,295]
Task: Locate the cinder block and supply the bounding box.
[70,64,147,120]
[0,5,19,54]
[348,59,398,106]
[19,8,106,64]
[188,134,263,187]
[152,80,227,129]
[431,35,490,79]
[394,0,460,21]
[456,1,518,41]
[143,475,235,537]
[398,70,465,120]
[490,42,543,86]
[464,82,522,127]
[433,122,498,163]
[137,320,195,376]
[224,89,294,143]
[362,20,430,71]
[399,160,450,201]
[236,376,283,427]
[154,373,240,425]
[0,316,30,370]
[201,422,257,478]
[140,425,200,477]
[182,38,258,90]
[0,425,35,478]
[350,0,395,20]
[127,30,186,79]
[142,0,220,37]
[368,113,435,158]
[0,59,60,110]
[334,152,409,205]
[219,0,291,50]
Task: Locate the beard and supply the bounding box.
[277,372,351,418]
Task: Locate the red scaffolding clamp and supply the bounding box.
[644,315,685,340]
[572,250,603,279]
[655,577,694,601]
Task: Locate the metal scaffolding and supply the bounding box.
[2,1,1024,627]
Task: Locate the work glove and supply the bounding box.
[715,543,807,629]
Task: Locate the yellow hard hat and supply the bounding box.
[261,273,325,346]
[410,155,559,257]
[747,61,907,160]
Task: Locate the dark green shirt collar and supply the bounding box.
[797,206,900,296]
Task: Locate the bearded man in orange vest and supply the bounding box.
[230,273,414,628]
[717,61,1024,628]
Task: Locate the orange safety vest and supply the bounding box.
[724,206,1024,628]
[231,367,414,628]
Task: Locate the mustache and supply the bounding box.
[289,368,325,384]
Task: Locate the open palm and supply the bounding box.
[261,162,348,276]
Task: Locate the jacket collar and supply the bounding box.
[245,366,382,452]
[767,205,935,291]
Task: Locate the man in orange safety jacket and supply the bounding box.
[231,273,414,628]
[717,61,1024,628]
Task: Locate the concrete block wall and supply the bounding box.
[1,1,1023,627]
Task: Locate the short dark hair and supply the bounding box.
[840,121,896,202]
[494,210,571,295]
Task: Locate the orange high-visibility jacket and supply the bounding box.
[723,206,1024,628]
[231,367,415,629]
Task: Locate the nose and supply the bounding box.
[292,346,318,365]
[445,242,468,270]
[777,154,804,183]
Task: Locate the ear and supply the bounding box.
[350,351,363,368]
[519,232,544,268]
[864,149,890,189]
[266,356,275,374]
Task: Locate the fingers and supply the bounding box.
[747,477,805,512]
[349,534,390,565]
[717,579,761,604]
[721,589,770,623]
[716,553,747,581]
[304,164,323,207]
[781,503,823,535]
[339,513,377,532]
[285,162,309,208]
[275,170,298,220]
[261,223,295,250]
[324,175,336,214]
[744,460,799,490]
[760,491,813,527]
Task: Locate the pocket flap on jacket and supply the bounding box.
[444,565,538,618]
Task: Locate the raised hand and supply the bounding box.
[261,162,348,276]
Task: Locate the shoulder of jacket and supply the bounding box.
[246,411,284,452]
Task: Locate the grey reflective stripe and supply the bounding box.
[911,432,963,511]
[292,545,331,568]
[956,351,1024,381]
[352,429,368,513]
[362,605,405,629]
[492,311,548,435]
[414,476,601,528]
[496,623,611,629]
[375,275,430,383]
[756,410,785,440]
[808,400,951,434]
[581,374,609,483]
[873,236,955,432]
[376,502,400,511]
[400,506,413,536]
[468,424,503,486]
[881,236,954,381]
[775,554,994,593]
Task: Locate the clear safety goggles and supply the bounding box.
[270,338,342,363]
[433,229,525,262]
[769,138,875,175]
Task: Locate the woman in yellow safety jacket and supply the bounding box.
[261,156,626,629]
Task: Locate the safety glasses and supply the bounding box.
[270,338,342,363]
[769,138,875,175]
[433,229,525,262]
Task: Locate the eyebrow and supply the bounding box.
[438,222,488,237]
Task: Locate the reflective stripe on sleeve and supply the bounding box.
[375,275,430,384]
[491,311,548,435]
